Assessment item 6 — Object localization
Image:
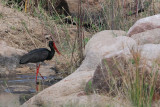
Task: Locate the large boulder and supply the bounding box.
[88,53,160,101]
[127,14,160,37]
[21,30,136,107]
[86,43,160,101]
[106,44,160,67]
[84,30,126,55]
[84,30,127,56]
[131,28,160,45]
[83,30,135,70]
[140,44,160,61]
[85,56,126,95]
[23,93,131,107]
[0,40,26,76]
[0,93,20,107]
[0,41,26,58]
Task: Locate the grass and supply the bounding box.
[127,50,157,107]
[83,47,159,107]
[3,0,159,32]
[0,12,3,19]
[96,49,159,107]
[1,0,82,75]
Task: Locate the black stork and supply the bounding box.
[19,41,61,84]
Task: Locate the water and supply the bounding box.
[0,74,58,106]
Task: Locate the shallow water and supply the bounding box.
[0,74,56,106]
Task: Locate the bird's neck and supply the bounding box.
[46,46,55,60]
[50,46,55,54]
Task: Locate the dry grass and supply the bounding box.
[0,0,90,76]
[1,0,160,74]
[87,48,160,107]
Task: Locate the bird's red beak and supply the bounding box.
[53,42,61,55]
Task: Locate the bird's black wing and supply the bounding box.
[20,48,50,64]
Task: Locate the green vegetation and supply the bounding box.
[101,50,159,107]
[85,79,93,94]
[127,51,157,107]
[1,0,156,32]
[0,12,3,19]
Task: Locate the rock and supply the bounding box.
[21,30,136,107]
[21,27,160,106]
[131,28,160,45]
[127,14,160,37]
[0,93,20,107]
[86,43,160,100]
[32,92,132,107]
[84,30,127,56]
[84,32,136,70]
[22,28,160,105]
[85,55,129,95]
[103,43,160,68]
[22,68,95,107]
[0,40,27,76]
[6,85,35,94]
[82,31,136,71]
[0,40,26,57]
[87,54,160,101]
[140,44,160,62]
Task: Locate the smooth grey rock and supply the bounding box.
[127,14,160,37]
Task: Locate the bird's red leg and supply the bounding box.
[39,73,44,79]
[37,64,44,79]
[36,64,39,84]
